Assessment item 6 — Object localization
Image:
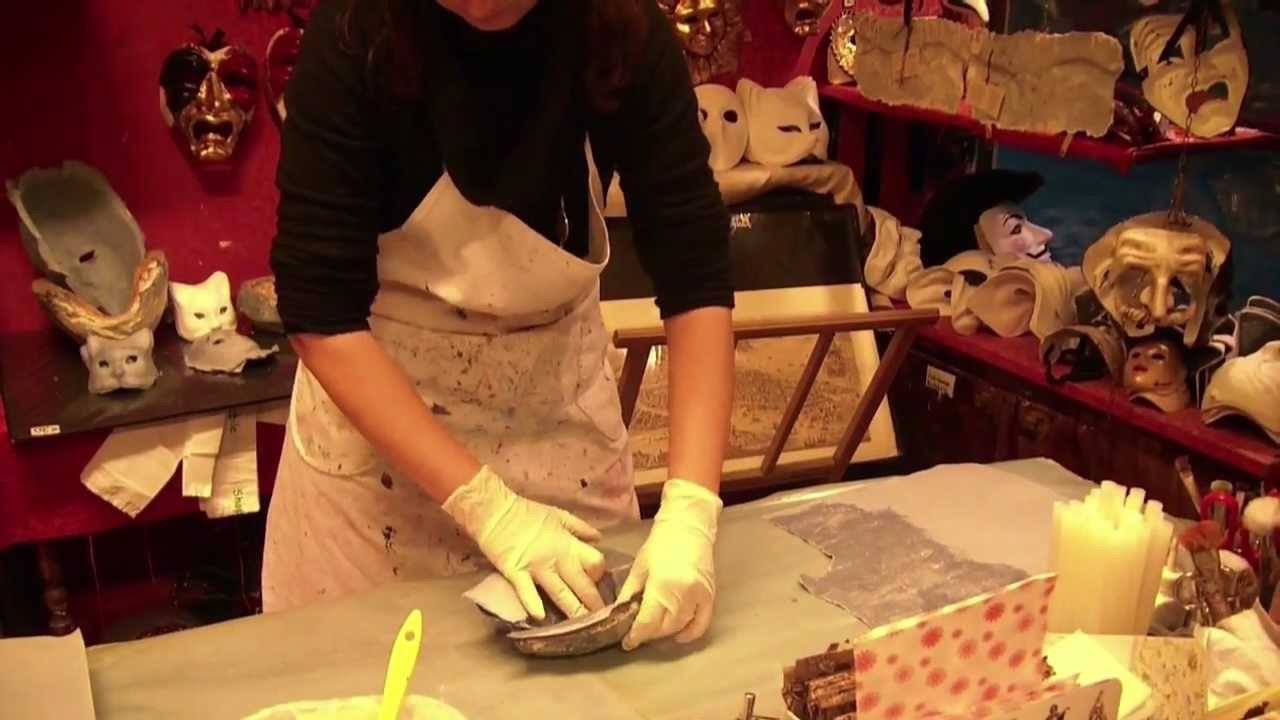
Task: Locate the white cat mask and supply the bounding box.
[694,84,748,171]
[80,329,159,394]
[170,271,236,341]
[737,76,829,167]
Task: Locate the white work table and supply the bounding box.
[85,460,1094,720]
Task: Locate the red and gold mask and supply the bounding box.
[266,15,306,123]
[159,29,258,163]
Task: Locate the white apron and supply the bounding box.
[262,151,637,612]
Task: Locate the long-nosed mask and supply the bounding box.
[160,28,258,163]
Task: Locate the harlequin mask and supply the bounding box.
[170,271,237,341]
[1130,10,1249,138]
[1083,212,1230,346]
[976,204,1054,262]
[81,329,159,395]
[1123,339,1191,413]
[694,84,748,172]
[783,0,830,36]
[737,77,829,167]
[265,14,306,123]
[159,28,258,163]
[657,0,745,85]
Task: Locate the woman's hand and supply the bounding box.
[443,466,607,621]
[617,478,723,650]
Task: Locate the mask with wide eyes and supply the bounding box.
[159,28,258,163]
[1122,339,1190,412]
[694,84,748,171]
[976,204,1054,262]
[80,329,159,395]
[737,76,830,167]
[170,271,238,341]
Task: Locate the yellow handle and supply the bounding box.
[378,609,424,720]
[1205,685,1280,720]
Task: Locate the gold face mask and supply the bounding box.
[1083,212,1230,346]
[1123,339,1190,413]
[159,30,258,164]
[658,0,745,84]
[783,0,830,36]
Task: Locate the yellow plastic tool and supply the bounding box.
[378,609,424,720]
[1206,685,1280,720]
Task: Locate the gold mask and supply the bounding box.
[1123,339,1190,413]
[783,0,831,36]
[658,0,745,85]
[1083,212,1230,346]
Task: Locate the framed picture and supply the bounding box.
[601,284,899,492]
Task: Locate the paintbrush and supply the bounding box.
[1175,456,1203,510]
[1179,520,1234,625]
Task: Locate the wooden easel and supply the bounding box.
[613,307,939,490]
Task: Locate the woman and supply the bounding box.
[264,0,735,652]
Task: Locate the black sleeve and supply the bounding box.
[610,2,734,318]
[270,0,386,335]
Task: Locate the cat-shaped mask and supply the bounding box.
[737,76,829,167]
[170,271,236,341]
[80,328,159,394]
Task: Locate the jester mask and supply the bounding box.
[159,28,258,163]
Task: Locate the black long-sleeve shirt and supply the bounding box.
[271,0,733,335]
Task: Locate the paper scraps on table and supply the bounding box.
[770,502,1027,627]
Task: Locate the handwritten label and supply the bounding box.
[730,213,753,230]
[924,365,956,398]
[29,424,61,438]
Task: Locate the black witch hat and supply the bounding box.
[917,169,1045,268]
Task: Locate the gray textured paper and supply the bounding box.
[771,502,1028,628]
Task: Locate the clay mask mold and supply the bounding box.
[171,271,236,341]
[183,328,279,374]
[80,329,160,395]
[237,276,282,334]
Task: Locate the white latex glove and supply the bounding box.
[618,478,723,651]
[443,466,606,622]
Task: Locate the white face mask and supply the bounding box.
[170,271,236,341]
[1130,13,1249,138]
[694,84,748,172]
[81,329,160,395]
[977,204,1054,262]
[737,77,829,167]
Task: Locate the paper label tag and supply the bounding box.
[925,365,956,398]
[29,424,61,438]
[731,213,753,230]
[968,78,1006,121]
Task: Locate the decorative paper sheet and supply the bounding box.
[850,574,1057,718]
[771,502,1028,627]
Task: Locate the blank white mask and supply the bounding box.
[694,84,748,172]
[737,76,830,167]
[170,271,236,341]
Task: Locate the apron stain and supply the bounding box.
[392,566,400,577]
[380,474,393,490]
[383,525,397,553]
[431,403,451,416]
[454,307,468,320]
[579,478,588,488]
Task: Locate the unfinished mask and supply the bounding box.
[159,28,258,163]
[1202,341,1280,444]
[7,161,145,317]
[737,77,829,167]
[170,271,236,341]
[265,15,305,123]
[976,204,1054,262]
[183,328,279,374]
[657,0,745,85]
[1123,339,1190,413]
[1083,212,1230,346]
[1130,10,1249,138]
[81,330,159,395]
[238,276,282,334]
[783,0,829,36]
[975,30,1124,138]
[694,84,748,172]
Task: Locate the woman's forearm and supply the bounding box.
[663,306,734,494]
[290,331,481,503]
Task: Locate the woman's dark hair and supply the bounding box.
[340,0,648,113]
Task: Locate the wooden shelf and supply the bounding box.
[820,84,1280,175]
[913,321,1280,484]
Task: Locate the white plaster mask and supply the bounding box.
[80,329,159,395]
[1202,341,1280,444]
[1083,212,1230,346]
[694,84,748,172]
[170,271,236,341]
[1130,12,1249,138]
[905,250,996,317]
[183,328,279,374]
[976,204,1053,262]
[737,77,829,167]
